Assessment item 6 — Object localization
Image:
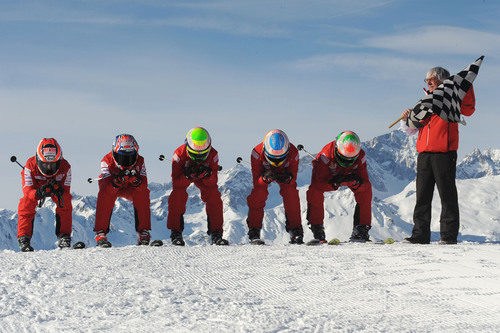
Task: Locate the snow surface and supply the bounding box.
[1,243,499,332]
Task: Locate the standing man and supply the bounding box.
[246,129,303,244]
[167,127,228,246]
[306,131,372,242]
[17,138,73,251]
[94,134,151,247]
[401,66,476,244]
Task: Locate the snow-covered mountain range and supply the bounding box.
[1,130,499,251]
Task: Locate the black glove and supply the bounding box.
[36,183,53,199]
[184,164,211,180]
[111,173,127,188]
[274,171,293,184]
[51,182,65,197]
[261,169,275,184]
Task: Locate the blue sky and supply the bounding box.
[1,0,499,210]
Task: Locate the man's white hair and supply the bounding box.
[426,67,450,82]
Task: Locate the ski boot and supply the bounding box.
[248,228,264,245]
[137,230,151,246]
[170,230,185,246]
[95,232,112,248]
[57,234,71,249]
[18,236,34,252]
[310,224,326,242]
[211,230,229,246]
[349,225,371,243]
[289,227,304,245]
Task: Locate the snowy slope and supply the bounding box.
[0,244,499,332]
[1,129,499,251]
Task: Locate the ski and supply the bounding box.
[150,239,163,247]
[327,238,395,245]
[250,239,266,245]
[72,241,86,249]
[306,239,327,246]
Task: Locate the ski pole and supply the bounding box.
[236,157,251,167]
[10,156,24,169]
[296,145,316,160]
[87,177,100,183]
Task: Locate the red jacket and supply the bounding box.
[416,86,476,153]
[171,145,220,188]
[311,141,370,191]
[250,142,300,186]
[21,156,72,201]
[98,152,147,187]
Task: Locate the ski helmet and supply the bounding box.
[36,138,62,176]
[112,134,139,168]
[335,131,361,167]
[185,127,211,162]
[263,129,290,167]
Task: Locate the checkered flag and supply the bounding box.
[407,56,484,129]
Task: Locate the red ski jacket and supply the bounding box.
[250,142,300,186]
[416,86,476,153]
[98,152,148,186]
[171,145,220,188]
[21,156,72,202]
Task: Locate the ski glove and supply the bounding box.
[36,183,53,199]
[261,169,275,184]
[274,171,293,184]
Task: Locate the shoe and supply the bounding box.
[438,239,457,245]
[57,234,71,248]
[95,232,112,248]
[310,224,326,242]
[289,227,304,245]
[18,236,34,252]
[170,230,185,246]
[211,231,229,245]
[403,236,430,244]
[137,230,151,246]
[248,228,261,241]
[349,225,371,242]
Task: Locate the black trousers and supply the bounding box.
[412,151,459,242]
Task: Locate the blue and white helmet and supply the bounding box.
[263,129,290,167]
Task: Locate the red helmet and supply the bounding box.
[36,138,62,176]
[112,134,139,169]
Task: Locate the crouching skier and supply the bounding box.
[17,138,73,251]
[167,127,228,246]
[306,131,373,242]
[246,129,303,245]
[94,134,152,247]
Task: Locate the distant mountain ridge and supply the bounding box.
[1,130,499,251]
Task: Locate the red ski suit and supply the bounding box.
[17,156,73,238]
[94,152,151,233]
[246,143,302,231]
[306,141,372,226]
[167,145,223,233]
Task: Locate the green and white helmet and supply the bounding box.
[185,127,211,162]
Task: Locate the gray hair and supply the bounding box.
[426,67,450,82]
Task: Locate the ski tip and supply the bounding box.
[383,238,395,244]
[72,242,86,249]
[150,239,164,247]
[328,238,341,245]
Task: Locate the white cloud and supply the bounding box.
[288,53,432,80]
[363,26,500,57]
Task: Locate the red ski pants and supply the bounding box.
[247,182,302,231]
[17,192,73,238]
[167,181,223,232]
[306,182,372,226]
[94,181,151,233]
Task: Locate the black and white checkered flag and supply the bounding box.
[407,56,484,129]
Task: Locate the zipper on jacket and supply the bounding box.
[427,122,430,147]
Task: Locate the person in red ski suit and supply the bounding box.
[306,131,372,242]
[167,127,228,246]
[94,134,151,247]
[17,138,73,251]
[401,66,476,244]
[246,129,303,244]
